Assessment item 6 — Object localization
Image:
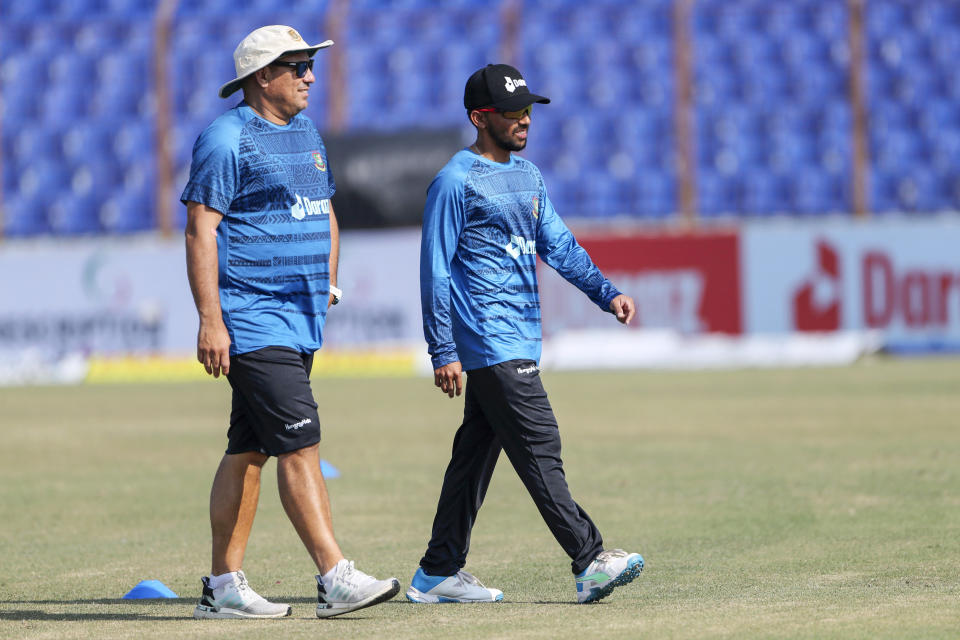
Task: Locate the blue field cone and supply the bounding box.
[320,458,340,478]
[123,580,178,599]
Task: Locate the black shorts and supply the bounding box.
[224,346,322,456]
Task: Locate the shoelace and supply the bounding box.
[594,549,629,563]
[337,561,375,589]
[456,570,485,588]
[229,571,263,604]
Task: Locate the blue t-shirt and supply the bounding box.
[420,149,621,371]
[180,102,335,356]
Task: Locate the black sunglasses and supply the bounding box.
[269,59,314,78]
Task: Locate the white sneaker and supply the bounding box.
[405,567,503,603]
[193,570,291,619]
[575,549,644,604]
[316,559,401,618]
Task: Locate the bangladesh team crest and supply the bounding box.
[311,151,326,172]
[531,196,540,219]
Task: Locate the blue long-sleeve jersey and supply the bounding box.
[420,149,622,371]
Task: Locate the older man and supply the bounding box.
[181,25,399,620]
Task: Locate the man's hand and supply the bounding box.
[197,318,231,378]
[434,361,463,398]
[609,294,636,325]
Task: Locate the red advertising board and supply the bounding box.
[539,230,742,335]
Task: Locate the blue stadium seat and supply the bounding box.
[781,30,832,70]
[892,171,947,213]
[612,2,669,42]
[790,169,844,215]
[0,79,37,120]
[768,132,818,173]
[816,101,853,135]
[764,4,808,38]
[713,4,761,41]
[174,124,207,171]
[739,63,788,104]
[694,64,738,107]
[581,175,629,218]
[46,192,103,235]
[910,1,958,35]
[53,0,100,18]
[61,124,112,163]
[70,161,123,210]
[873,129,924,172]
[812,0,848,39]
[104,0,156,15]
[816,129,851,175]
[929,129,960,171]
[866,0,909,38]
[3,0,54,21]
[948,176,960,211]
[917,98,958,139]
[42,82,93,120]
[698,169,738,217]
[740,170,787,216]
[100,191,154,233]
[2,193,51,236]
[790,65,844,105]
[874,29,928,71]
[17,159,69,206]
[694,34,731,71]
[870,170,902,214]
[111,121,154,165]
[731,32,779,68]
[929,23,960,66]
[631,170,676,219]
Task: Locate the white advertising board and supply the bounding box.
[742,218,960,351]
[322,228,423,347]
[0,228,424,361]
[0,237,195,358]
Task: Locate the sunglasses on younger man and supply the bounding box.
[269,59,314,78]
[474,104,533,120]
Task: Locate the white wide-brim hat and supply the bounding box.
[219,25,333,98]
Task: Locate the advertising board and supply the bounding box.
[539,229,742,336]
[741,219,960,351]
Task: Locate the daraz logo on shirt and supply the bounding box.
[505,234,536,259]
[290,194,330,220]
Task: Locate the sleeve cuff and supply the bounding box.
[430,351,460,369]
[601,288,623,311]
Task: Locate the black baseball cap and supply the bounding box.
[464,64,551,111]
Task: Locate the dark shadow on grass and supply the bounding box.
[1,598,195,606]
[3,597,582,607]
[0,596,585,623]
[285,598,580,607]
[0,610,188,622]
[390,599,581,606]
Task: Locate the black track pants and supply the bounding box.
[419,359,604,576]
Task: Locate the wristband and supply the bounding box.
[329,285,342,305]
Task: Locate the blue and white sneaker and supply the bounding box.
[576,549,644,604]
[405,567,503,603]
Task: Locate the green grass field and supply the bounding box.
[1,357,959,639]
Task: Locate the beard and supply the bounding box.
[490,123,527,152]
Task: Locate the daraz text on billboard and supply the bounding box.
[742,220,960,351]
